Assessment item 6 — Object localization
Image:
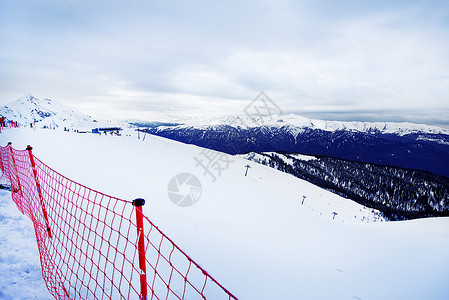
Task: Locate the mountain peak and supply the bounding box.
[0,94,101,129]
[23,92,35,99]
[19,93,38,102]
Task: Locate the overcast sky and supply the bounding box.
[1,0,448,126]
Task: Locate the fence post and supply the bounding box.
[26,145,52,238]
[133,198,148,300]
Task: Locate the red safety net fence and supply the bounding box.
[0,143,237,300]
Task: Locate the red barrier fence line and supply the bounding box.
[0,144,238,300]
[27,145,52,238]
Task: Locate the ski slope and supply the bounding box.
[1,127,449,300]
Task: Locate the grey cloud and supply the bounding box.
[1,0,448,126]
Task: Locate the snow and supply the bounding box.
[1,127,449,299]
[416,136,449,145]
[244,152,317,163]
[0,188,52,300]
[289,153,317,161]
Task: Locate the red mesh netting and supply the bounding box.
[0,144,237,300]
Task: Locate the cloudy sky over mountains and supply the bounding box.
[1,0,448,126]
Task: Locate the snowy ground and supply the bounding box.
[0,187,52,300]
[1,127,449,299]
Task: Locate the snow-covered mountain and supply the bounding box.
[0,94,104,130]
[3,94,448,176]
[140,115,449,177]
[160,114,449,137]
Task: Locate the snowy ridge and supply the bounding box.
[0,93,110,130]
[241,151,449,220]
[239,152,387,223]
[170,113,449,137]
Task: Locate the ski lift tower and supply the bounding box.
[244,164,251,176]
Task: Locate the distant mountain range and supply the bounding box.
[2,94,449,178]
[138,115,449,178]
